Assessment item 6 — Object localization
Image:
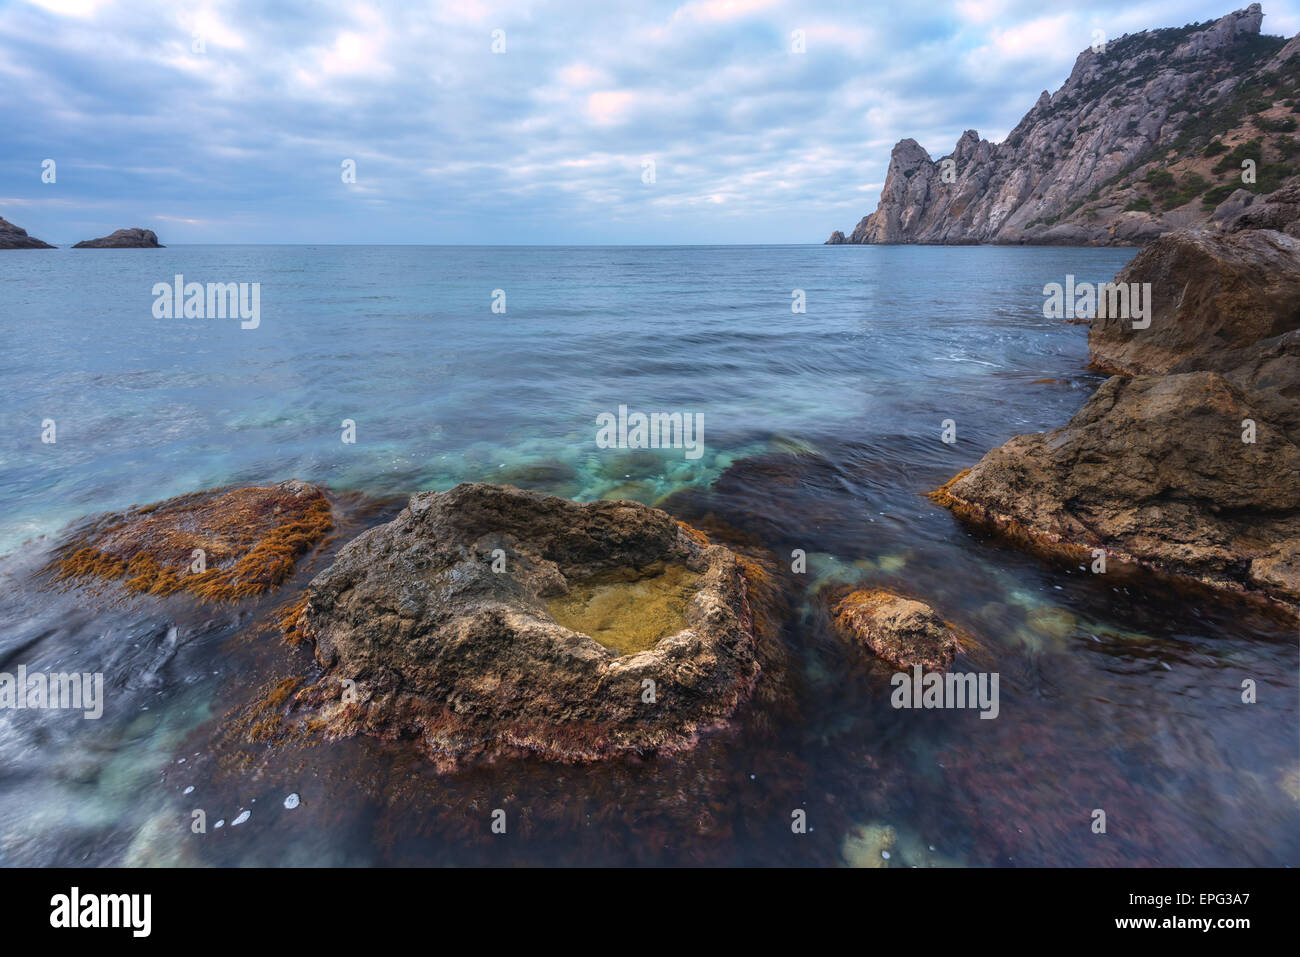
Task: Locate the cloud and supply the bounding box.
[1,0,1295,243]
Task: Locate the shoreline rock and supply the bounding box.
[0,216,54,249]
[73,228,163,248]
[292,483,765,766]
[932,212,1300,613]
[931,372,1300,607]
[1089,226,1300,376]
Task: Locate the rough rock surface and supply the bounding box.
[934,204,1300,610]
[1089,226,1300,375]
[0,216,54,249]
[297,483,763,765]
[830,6,1300,245]
[73,228,163,248]
[933,372,1300,607]
[832,589,962,670]
[49,480,332,601]
[1222,180,1300,235]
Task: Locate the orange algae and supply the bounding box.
[50,481,332,603]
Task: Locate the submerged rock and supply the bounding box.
[48,480,333,601]
[0,215,54,249]
[296,483,763,765]
[832,588,963,670]
[72,227,163,248]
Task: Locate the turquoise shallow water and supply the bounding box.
[0,244,1296,867]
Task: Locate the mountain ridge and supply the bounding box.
[829,4,1300,246]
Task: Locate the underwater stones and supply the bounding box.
[593,449,670,481]
[298,483,763,765]
[832,589,962,671]
[842,822,897,867]
[495,460,581,498]
[49,480,332,602]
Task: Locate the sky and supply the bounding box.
[1,0,1298,245]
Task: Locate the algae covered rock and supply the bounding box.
[832,588,962,671]
[49,480,332,601]
[298,483,763,764]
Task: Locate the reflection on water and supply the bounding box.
[0,245,1295,867]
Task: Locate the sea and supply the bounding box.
[0,244,1295,866]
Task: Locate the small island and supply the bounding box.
[73,227,164,248]
[0,216,54,249]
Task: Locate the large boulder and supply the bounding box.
[72,227,163,248]
[932,372,1300,608]
[0,216,54,249]
[297,483,763,765]
[1222,182,1300,237]
[1088,228,1300,376]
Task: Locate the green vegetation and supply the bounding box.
[1212,139,1263,174]
[1255,114,1298,133]
[1201,184,1238,208]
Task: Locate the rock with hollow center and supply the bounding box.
[299,483,762,765]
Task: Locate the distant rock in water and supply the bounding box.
[48,480,333,602]
[932,211,1300,612]
[73,227,163,248]
[830,5,1300,245]
[0,216,54,249]
[291,483,764,766]
[825,230,847,245]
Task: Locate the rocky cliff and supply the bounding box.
[830,5,1300,245]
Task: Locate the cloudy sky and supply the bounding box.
[2,0,1297,244]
